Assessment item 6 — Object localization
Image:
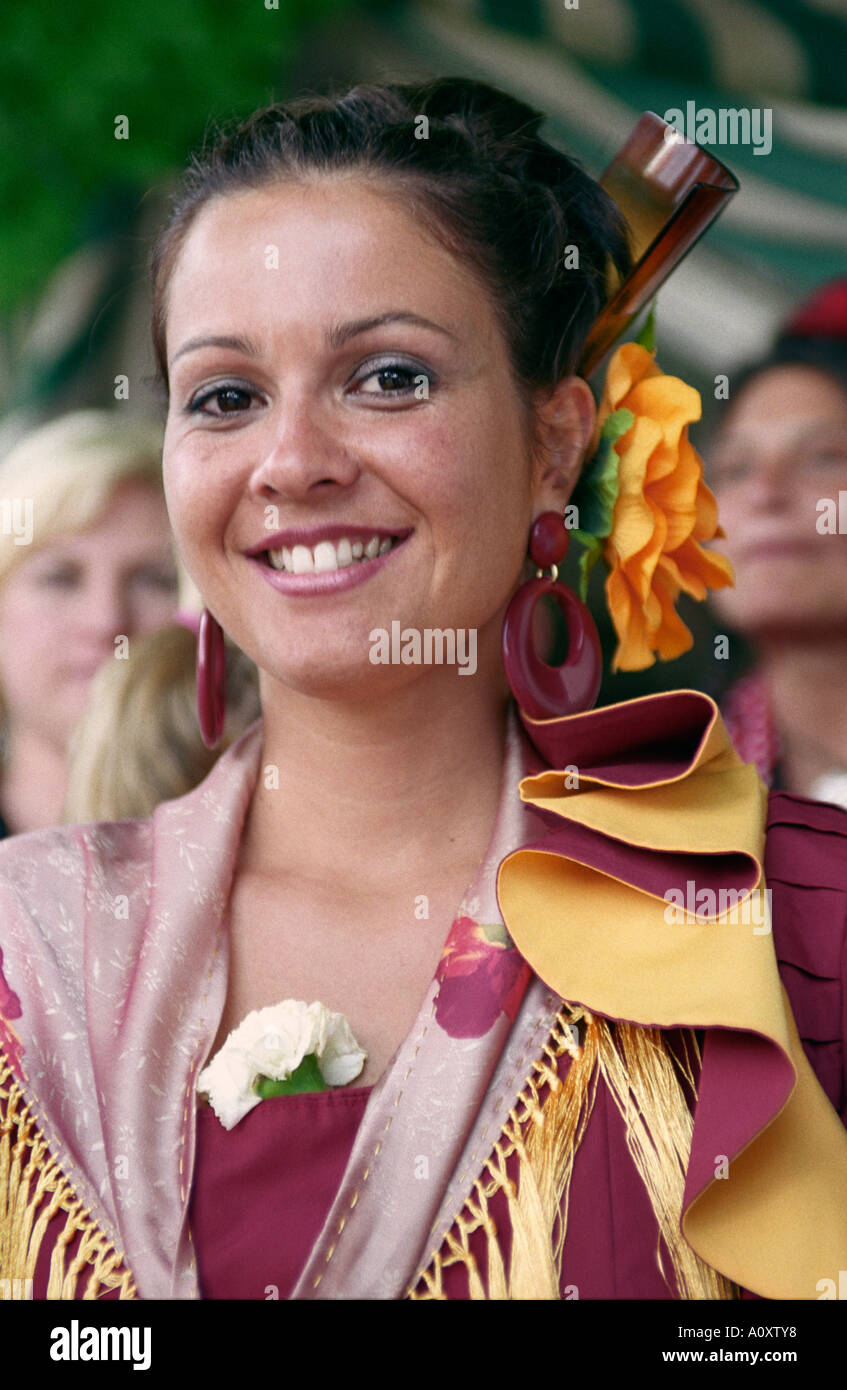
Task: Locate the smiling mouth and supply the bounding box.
[264,533,405,575]
[745,538,816,560]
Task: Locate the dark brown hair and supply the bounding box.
[149,76,630,402]
[729,336,847,408]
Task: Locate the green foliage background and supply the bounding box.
[0,0,353,315]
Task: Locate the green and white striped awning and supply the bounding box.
[332,0,847,379]
[473,0,847,105]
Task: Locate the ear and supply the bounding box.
[530,376,596,514]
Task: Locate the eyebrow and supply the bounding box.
[716,419,847,450]
[169,312,458,367]
[326,312,458,350]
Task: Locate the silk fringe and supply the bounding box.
[409,1009,738,1301]
[2,1017,737,1302]
[0,1052,137,1300]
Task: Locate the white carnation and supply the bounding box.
[318,1011,368,1086]
[198,999,367,1130]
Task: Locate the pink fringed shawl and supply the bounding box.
[1,693,846,1299]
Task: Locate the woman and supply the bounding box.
[708,295,847,803]
[0,78,845,1302]
[64,621,260,823]
[0,410,181,835]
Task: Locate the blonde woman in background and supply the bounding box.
[0,410,180,836]
[64,621,260,823]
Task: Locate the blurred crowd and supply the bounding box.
[0,410,259,839]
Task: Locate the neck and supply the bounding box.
[242,641,510,893]
[0,725,69,834]
[756,630,847,791]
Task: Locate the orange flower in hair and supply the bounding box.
[573,331,733,672]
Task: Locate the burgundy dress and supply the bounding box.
[185,788,847,1300]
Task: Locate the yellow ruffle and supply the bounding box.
[497,690,847,1299]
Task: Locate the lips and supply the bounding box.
[62,664,106,682]
[742,538,818,562]
[267,533,399,575]
[246,524,412,595]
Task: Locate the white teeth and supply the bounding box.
[291,545,314,574]
[313,541,338,572]
[266,534,399,573]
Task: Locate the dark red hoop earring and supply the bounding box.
[197,608,227,750]
[502,512,603,720]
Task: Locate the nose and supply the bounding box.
[247,393,361,502]
[77,575,133,649]
[743,445,797,513]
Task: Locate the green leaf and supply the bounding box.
[254,1053,326,1098]
[569,406,634,597]
[603,407,636,443]
[570,407,633,540]
[635,303,657,352]
[575,536,605,602]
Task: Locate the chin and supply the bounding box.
[260,652,419,703]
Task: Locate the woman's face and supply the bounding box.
[708,365,847,637]
[0,480,179,750]
[162,178,567,702]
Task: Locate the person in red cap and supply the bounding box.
[781,276,847,341]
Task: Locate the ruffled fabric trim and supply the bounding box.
[496,689,847,1299]
[765,791,847,1123]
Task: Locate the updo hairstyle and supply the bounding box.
[150,77,631,407]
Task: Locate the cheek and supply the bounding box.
[131,592,181,632]
[709,486,746,541]
[0,594,62,705]
[410,407,532,539]
[163,444,196,537]
[0,581,60,638]
[163,444,228,576]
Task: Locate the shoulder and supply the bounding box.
[765,789,847,966]
[0,719,264,955]
[764,790,847,1119]
[766,785,847,849]
[0,818,155,984]
[0,816,154,896]
[0,718,264,904]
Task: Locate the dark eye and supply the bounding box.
[189,384,258,416]
[369,367,413,393]
[807,446,847,468]
[709,455,749,485]
[40,565,80,589]
[130,565,179,593]
[355,361,433,397]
